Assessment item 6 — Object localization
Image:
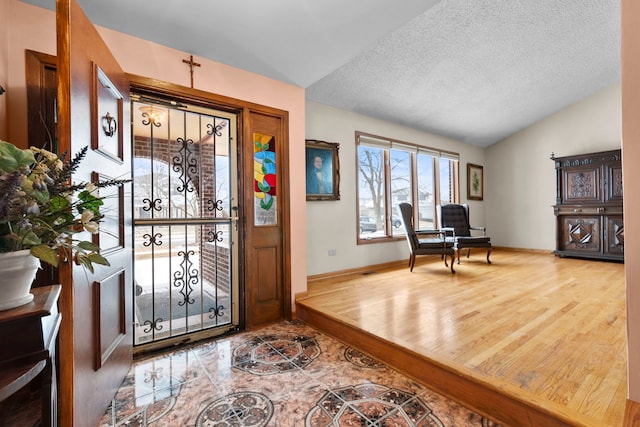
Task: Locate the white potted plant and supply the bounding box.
[0,140,128,310]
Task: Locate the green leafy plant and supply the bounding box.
[0,140,128,272]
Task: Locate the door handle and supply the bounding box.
[231,206,239,230]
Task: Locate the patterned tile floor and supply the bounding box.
[99,320,500,426]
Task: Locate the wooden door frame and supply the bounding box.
[128,74,292,329]
[24,49,60,289]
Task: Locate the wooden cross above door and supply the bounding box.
[182,54,201,88]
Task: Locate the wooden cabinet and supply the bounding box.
[552,149,623,262]
[0,285,61,426]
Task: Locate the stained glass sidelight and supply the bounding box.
[253,133,277,225]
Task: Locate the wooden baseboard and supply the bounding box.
[307,247,554,283]
[307,259,407,282]
[294,291,309,301]
[624,399,640,426]
[492,246,554,254]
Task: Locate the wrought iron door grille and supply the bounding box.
[132,99,236,345]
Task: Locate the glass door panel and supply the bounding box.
[132,97,239,347]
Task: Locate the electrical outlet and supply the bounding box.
[328,249,337,256]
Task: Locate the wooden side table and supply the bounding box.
[0,285,61,427]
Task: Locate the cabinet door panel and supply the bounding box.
[605,164,624,203]
[604,215,624,256]
[562,166,601,204]
[559,216,601,253]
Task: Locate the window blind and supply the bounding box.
[357,132,459,160]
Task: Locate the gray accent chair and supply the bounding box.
[398,203,456,273]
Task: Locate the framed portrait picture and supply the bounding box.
[467,163,484,201]
[305,140,340,201]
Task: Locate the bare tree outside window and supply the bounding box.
[356,132,459,242]
[390,149,411,235]
[358,146,385,235]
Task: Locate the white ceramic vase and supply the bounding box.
[0,249,41,311]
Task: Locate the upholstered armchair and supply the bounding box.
[398,203,456,273]
[437,204,492,264]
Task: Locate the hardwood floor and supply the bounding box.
[295,249,626,427]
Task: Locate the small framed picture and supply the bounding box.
[305,140,340,201]
[467,163,484,201]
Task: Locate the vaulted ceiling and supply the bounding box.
[21,0,620,147]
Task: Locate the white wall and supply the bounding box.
[485,83,621,250]
[306,82,621,276]
[306,100,485,276]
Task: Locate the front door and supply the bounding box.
[131,96,240,350]
[56,0,133,425]
[124,78,293,334]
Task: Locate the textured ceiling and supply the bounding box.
[19,0,620,147]
[307,0,621,146]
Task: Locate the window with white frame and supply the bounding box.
[356,131,459,242]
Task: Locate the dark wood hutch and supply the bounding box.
[551,149,623,262]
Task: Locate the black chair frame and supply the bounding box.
[398,203,456,273]
[437,203,492,264]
